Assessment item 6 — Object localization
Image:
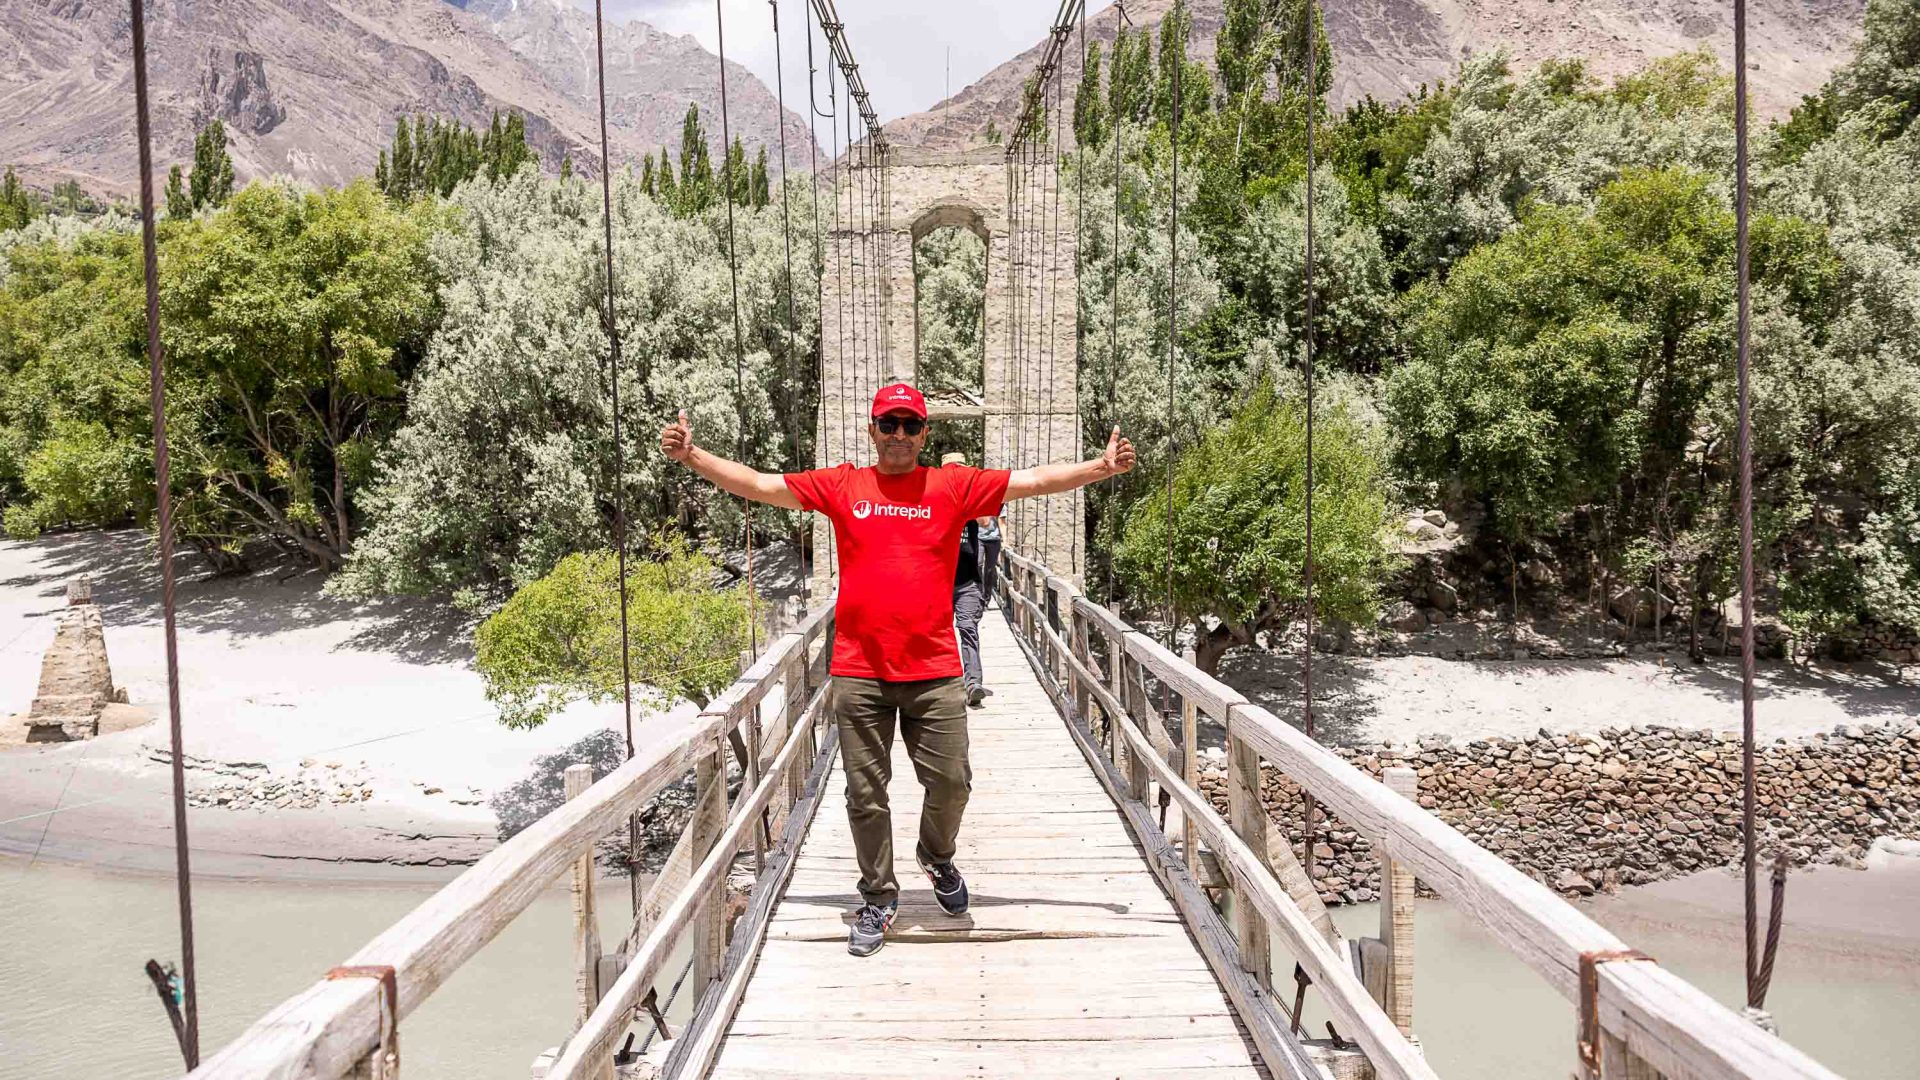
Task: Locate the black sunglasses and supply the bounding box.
[874,415,926,436]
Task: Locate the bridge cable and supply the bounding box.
[1044,48,1065,563]
[1301,0,1322,884]
[1164,0,1183,674]
[1105,2,1129,607]
[129,0,201,1064]
[770,0,805,606]
[714,0,761,664]
[830,52,848,484]
[803,0,834,577]
[1073,0,1088,576]
[1731,0,1774,1013]
[588,0,648,915]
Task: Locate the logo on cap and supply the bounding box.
[870,382,928,418]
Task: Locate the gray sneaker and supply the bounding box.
[847,901,897,957]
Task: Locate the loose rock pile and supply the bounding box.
[186,761,378,811]
[1197,721,1920,905]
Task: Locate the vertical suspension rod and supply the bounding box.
[1732,0,1763,1010]
[130,0,199,1064]
[714,0,760,660]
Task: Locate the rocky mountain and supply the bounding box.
[0,0,814,200]
[884,0,1867,151]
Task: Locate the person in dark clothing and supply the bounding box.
[943,453,988,706]
[977,513,1002,607]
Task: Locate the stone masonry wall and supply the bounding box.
[1196,722,1920,905]
[814,146,1080,592]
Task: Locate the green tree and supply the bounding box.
[1233,168,1396,374]
[0,220,153,543]
[750,145,770,208]
[337,168,820,601]
[656,147,678,205]
[161,181,434,568]
[1388,168,1742,545]
[474,538,751,729]
[1109,26,1154,127]
[1074,41,1108,148]
[4,420,146,539]
[164,165,191,219]
[389,117,414,201]
[1118,378,1397,674]
[1154,4,1212,139]
[188,120,235,209]
[1,167,38,231]
[675,105,715,213]
[722,136,749,207]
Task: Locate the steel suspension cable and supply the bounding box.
[1164,0,1183,662]
[1073,0,1088,574]
[130,0,199,1064]
[804,0,833,576]
[1301,0,1321,883]
[1044,61,1065,560]
[714,0,760,660]
[1732,0,1765,1012]
[830,59,848,479]
[1105,1,1127,607]
[769,0,805,605]
[591,0,647,916]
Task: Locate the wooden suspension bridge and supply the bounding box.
[186,549,1845,1080]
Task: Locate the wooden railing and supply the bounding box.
[185,599,838,1080]
[997,548,1844,1080]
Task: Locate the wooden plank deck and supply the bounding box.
[705,610,1269,1079]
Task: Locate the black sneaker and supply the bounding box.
[847,901,896,956]
[967,687,986,708]
[918,854,969,915]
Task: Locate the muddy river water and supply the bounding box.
[3,855,1914,1079]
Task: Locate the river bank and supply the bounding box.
[1199,720,1920,905]
[4,527,1915,883]
[0,529,695,879]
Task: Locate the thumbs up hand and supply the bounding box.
[661,408,694,463]
[1100,426,1136,477]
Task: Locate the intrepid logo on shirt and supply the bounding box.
[851,499,931,521]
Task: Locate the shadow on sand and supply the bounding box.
[12,529,477,666]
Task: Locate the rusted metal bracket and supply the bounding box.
[327,964,400,1079]
[1578,949,1655,1078]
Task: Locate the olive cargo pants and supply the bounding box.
[832,675,972,906]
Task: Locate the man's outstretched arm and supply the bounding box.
[660,409,804,510]
[1005,426,1136,501]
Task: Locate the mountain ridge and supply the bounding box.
[883,0,1867,152]
[0,0,816,199]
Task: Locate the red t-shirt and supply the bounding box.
[784,463,1011,681]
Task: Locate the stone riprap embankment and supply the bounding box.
[1197,722,1920,905]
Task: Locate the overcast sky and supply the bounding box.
[581,0,1114,124]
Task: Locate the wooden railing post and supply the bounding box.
[564,765,601,1026]
[747,701,766,876]
[1380,766,1417,1036]
[782,652,808,812]
[1104,630,1125,769]
[1070,608,1093,730]
[1120,655,1151,803]
[1226,736,1273,990]
[563,764,614,1080]
[691,734,728,993]
[1181,692,1199,869]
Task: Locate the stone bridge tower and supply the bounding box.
[813,145,1080,590]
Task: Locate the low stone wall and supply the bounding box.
[1197,722,1920,905]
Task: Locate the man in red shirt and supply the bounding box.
[660,382,1134,956]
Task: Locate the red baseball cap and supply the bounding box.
[870,382,928,419]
